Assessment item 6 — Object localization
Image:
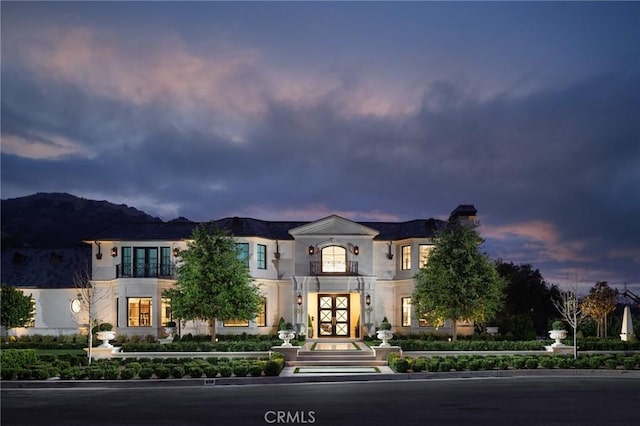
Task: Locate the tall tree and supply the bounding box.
[412,221,505,342]
[580,281,618,338]
[494,262,560,339]
[1,283,35,338]
[165,222,263,342]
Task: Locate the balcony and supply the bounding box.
[309,261,358,276]
[117,262,176,279]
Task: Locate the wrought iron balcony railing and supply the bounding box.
[309,261,358,276]
[117,262,176,279]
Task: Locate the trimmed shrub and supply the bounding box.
[525,357,539,369]
[604,358,618,370]
[539,357,555,369]
[1,349,38,370]
[189,367,203,378]
[249,364,263,377]
[412,358,426,372]
[170,366,186,379]
[154,366,170,379]
[439,361,453,372]
[218,365,233,377]
[204,366,219,378]
[87,368,104,380]
[139,368,154,379]
[468,359,483,371]
[622,358,637,370]
[393,358,410,373]
[482,357,497,370]
[120,369,137,380]
[59,368,75,380]
[104,369,119,380]
[263,361,281,377]
[1,368,17,380]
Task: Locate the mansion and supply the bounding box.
[2,205,477,340]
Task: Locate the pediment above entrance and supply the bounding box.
[288,215,379,237]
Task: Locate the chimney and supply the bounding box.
[449,205,477,223]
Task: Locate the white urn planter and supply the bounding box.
[548,329,568,348]
[164,326,176,339]
[377,330,393,347]
[96,331,116,348]
[278,330,296,347]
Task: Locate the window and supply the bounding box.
[224,318,249,327]
[321,246,346,273]
[134,248,158,277]
[160,247,172,277]
[402,245,412,270]
[161,297,172,326]
[419,245,433,268]
[256,297,267,327]
[236,243,249,268]
[402,297,412,327]
[122,247,132,276]
[128,297,152,327]
[257,244,267,270]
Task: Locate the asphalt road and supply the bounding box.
[2,377,639,426]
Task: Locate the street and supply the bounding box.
[2,377,639,425]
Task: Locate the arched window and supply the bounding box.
[321,246,346,273]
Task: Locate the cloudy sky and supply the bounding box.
[2,2,639,292]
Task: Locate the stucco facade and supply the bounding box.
[3,205,477,339]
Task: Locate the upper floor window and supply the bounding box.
[236,243,249,268]
[120,246,172,278]
[257,244,267,270]
[419,245,433,268]
[322,246,346,273]
[402,245,412,270]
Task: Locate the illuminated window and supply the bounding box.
[401,297,412,327]
[236,243,249,268]
[419,245,433,268]
[402,245,412,270]
[321,246,346,273]
[256,297,267,327]
[257,244,267,270]
[128,298,152,327]
[161,297,172,326]
[224,318,249,327]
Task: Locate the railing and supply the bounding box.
[117,262,176,279]
[309,261,358,276]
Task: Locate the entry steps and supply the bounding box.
[286,340,388,367]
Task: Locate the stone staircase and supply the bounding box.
[286,340,388,367]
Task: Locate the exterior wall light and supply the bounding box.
[172,247,180,257]
[308,245,315,255]
[353,245,359,256]
[111,247,118,257]
[95,242,102,260]
[297,294,303,306]
[365,294,371,306]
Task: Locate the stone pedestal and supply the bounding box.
[84,346,121,361]
[271,346,301,361]
[372,345,401,361]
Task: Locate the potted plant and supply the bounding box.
[95,323,116,348]
[377,317,393,347]
[278,320,296,347]
[164,321,177,339]
[549,320,567,347]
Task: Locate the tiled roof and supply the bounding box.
[1,247,91,289]
[85,217,447,241]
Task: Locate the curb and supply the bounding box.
[2,369,639,389]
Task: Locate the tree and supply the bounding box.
[165,222,263,342]
[552,289,586,359]
[0,283,35,338]
[494,262,560,339]
[580,281,617,338]
[412,221,505,342]
[72,265,111,364]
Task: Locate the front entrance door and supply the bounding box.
[318,294,350,337]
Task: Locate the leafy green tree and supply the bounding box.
[494,262,560,339]
[165,222,263,342]
[1,283,35,337]
[412,221,505,342]
[581,281,618,338]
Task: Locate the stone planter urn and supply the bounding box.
[164,322,177,339]
[377,330,393,347]
[96,331,116,348]
[278,330,296,347]
[548,329,568,347]
[486,326,499,336]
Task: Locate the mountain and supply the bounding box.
[1,192,161,248]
